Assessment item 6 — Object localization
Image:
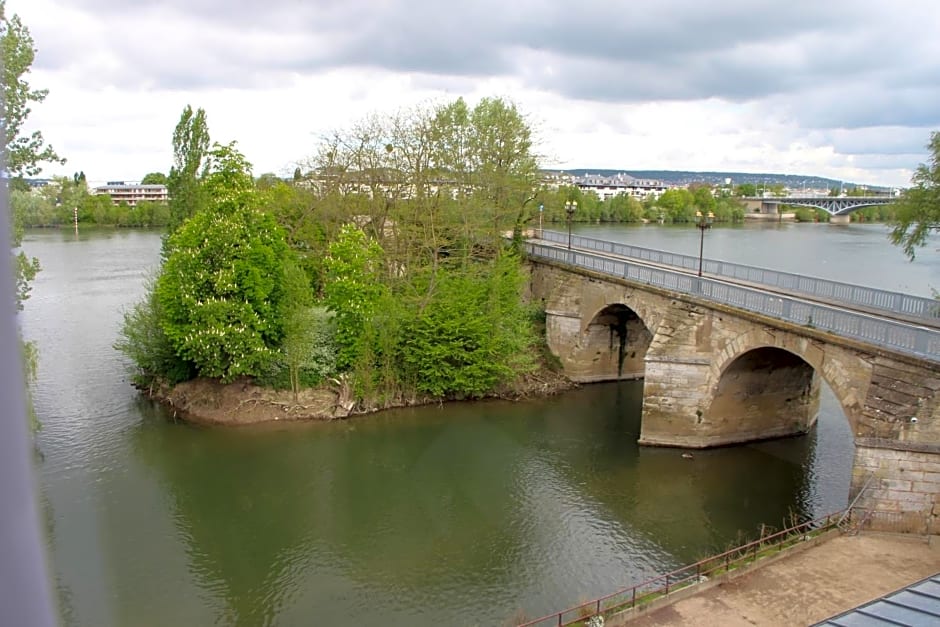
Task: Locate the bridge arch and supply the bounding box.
[580,303,654,381]
[706,330,868,438]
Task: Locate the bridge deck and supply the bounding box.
[525,240,940,363]
[536,230,939,329]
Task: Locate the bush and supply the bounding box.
[115,275,194,386]
[156,207,292,382]
[397,254,535,398]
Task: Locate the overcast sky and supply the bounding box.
[12,0,940,187]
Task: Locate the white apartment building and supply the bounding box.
[93,181,168,206]
[575,173,668,200]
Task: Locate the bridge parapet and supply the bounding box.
[538,230,939,326]
[525,242,940,362]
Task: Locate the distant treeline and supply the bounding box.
[11,177,170,227]
[539,184,747,224]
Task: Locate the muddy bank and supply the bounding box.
[146,367,575,426]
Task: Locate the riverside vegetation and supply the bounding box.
[116,100,570,420]
[111,108,940,422]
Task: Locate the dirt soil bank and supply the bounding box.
[147,367,575,426]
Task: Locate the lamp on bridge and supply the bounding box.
[695,210,714,277]
[565,200,578,250]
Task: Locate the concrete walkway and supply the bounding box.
[621,534,940,626]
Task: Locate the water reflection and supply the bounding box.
[127,382,846,625]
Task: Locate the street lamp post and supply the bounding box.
[565,200,577,250]
[538,203,544,238]
[695,210,714,277]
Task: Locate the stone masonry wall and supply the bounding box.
[852,441,940,531]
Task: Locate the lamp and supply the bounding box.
[565,200,578,250]
[695,210,714,277]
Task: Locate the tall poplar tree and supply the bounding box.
[166,105,210,234]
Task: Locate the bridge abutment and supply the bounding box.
[830,214,851,225]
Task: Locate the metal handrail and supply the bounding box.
[537,230,940,324]
[524,242,940,363]
[517,511,844,627]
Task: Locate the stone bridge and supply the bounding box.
[527,256,940,522]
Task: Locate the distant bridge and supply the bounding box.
[742,196,894,221]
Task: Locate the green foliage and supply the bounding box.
[167,105,211,234]
[10,191,40,310]
[0,1,64,177]
[890,130,940,260]
[656,188,697,222]
[115,276,193,386]
[275,261,336,397]
[156,143,293,382]
[397,255,535,398]
[141,172,168,185]
[12,183,171,228]
[322,224,389,369]
[157,207,291,382]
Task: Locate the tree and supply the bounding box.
[166,105,210,234]
[890,131,940,260]
[0,0,64,177]
[156,145,292,381]
[322,225,389,370]
[141,172,168,185]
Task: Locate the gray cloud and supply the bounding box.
[15,0,939,185]
[33,0,936,134]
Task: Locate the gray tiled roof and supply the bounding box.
[813,573,940,626]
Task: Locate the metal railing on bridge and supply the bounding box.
[525,242,940,363]
[516,509,856,627]
[538,230,940,325]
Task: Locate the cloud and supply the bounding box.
[9,0,939,187]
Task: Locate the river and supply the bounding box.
[19,222,937,626]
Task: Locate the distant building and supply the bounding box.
[25,178,53,189]
[574,173,668,200]
[93,181,168,206]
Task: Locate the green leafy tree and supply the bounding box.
[157,147,291,382]
[0,0,64,177]
[322,225,389,370]
[2,1,62,431]
[10,190,39,309]
[276,259,336,399]
[398,254,534,397]
[890,131,940,260]
[166,105,210,234]
[656,188,696,222]
[734,183,757,197]
[141,172,168,185]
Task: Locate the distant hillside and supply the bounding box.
[553,169,889,192]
